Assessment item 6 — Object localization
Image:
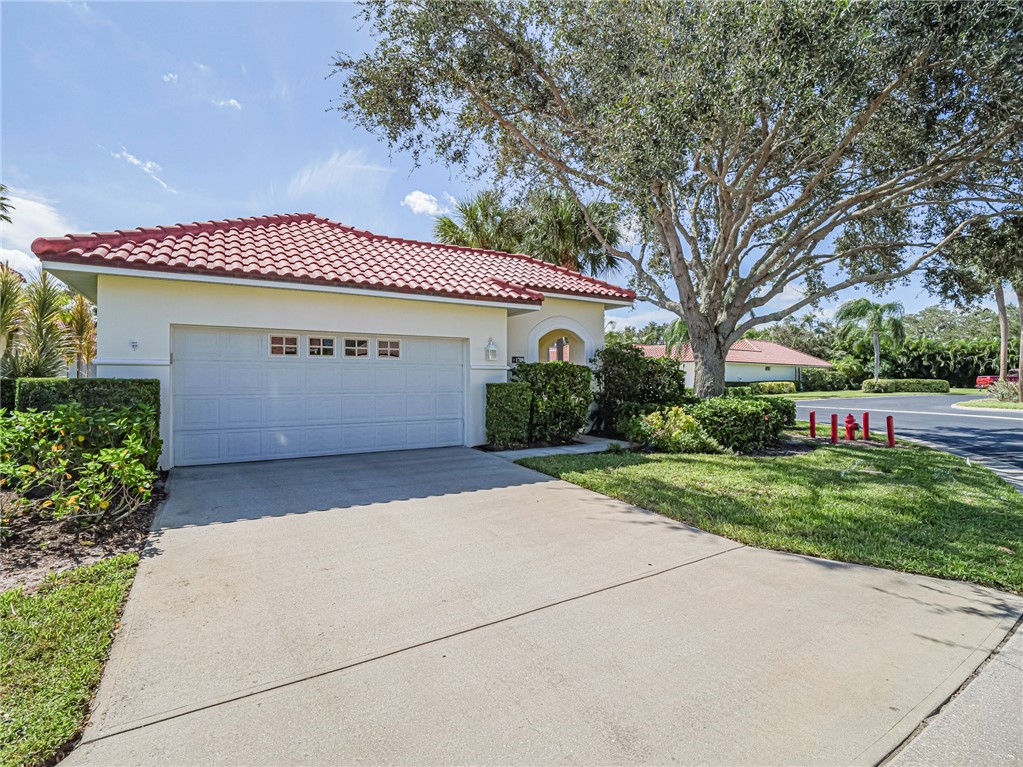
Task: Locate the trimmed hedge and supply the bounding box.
[0,378,15,412]
[486,382,532,449]
[749,381,797,395]
[16,378,161,413]
[13,378,162,469]
[512,362,592,444]
[683,397,786,453]
[800,368,852,392]
[861,378,950,394]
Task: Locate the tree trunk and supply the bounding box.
[873,331,881,381]
[690,332,727,397]
[1017,288,1023,404]
[994,281,1009,379]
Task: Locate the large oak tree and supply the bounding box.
[335,0,1023,395]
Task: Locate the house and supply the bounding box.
[638,339,831,388]
[33,213,633,468]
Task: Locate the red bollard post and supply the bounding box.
[809,410,817,438]
[862,411,870,440]
[830,413,839,444]
[886,415,895,448]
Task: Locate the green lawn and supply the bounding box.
[780,388,978,400]
[954,399,1023,410]
[520,439,1023,593]
[1,554,139,767]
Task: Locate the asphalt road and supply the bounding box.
[795,394,1023,487]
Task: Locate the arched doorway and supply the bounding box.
[537,328,585,364]
[526,316,596,365]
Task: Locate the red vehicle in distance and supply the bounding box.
[976,368,1020,389]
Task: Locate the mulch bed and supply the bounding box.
[0,477,166,594]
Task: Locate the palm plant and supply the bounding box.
[835,298,906,382]
[0,263,24,361]
[62,293,97,378]
[433,190,522,253]
[663,319,690,358]
[3,273,71,378]
[522,191,621,276]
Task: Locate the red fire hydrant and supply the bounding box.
[844,413,859,441]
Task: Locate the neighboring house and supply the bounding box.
[34,213,633,468]
[638,339,832,388]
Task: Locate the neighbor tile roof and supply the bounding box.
[638,340,832,368]
[32,212,634,306]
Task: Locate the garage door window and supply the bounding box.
[269,335,298,356]
[344,338,369,358]
[308,337,335,357]
[377,339,401,358]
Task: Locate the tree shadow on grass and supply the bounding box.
[526,447,1023,595]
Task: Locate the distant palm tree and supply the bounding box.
[435,189,622,277]
[3,273,70,379]
[61,293,97,378]
[663,319,690,358]
[433,190,522,253]
[835,298,906,382]
[0,183,13,224]
[0,263,24,361]
[522,191,621,276]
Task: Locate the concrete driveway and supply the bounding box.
[69,448,1021,766]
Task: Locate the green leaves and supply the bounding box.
[0,403,159,524]
[336,0,1023,393]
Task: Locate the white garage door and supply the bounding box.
[171,327,465,466]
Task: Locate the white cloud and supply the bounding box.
[212,98,242,110]
[0,192,76,277]
[111,146,173,191]
[287,149,392,199]
[401,190,451,216]
[162,72,178,83]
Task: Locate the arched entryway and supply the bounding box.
[526,316,596,365]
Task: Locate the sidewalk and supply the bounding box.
[490,434,626,461]
[886,622,1023,765]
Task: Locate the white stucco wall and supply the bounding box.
[681,362,799,388]
[91,274,614,468]
[94,274,516,467]
[506,296,606,366]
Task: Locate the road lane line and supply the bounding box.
[794,405,1022,422]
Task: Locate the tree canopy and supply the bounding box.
[335,0,1023,394]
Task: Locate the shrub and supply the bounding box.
[724,386,753,397]
[592,343,687,432]
[485,382,532,449]
[630,407,721,454]
[799,368,850,392]
[15,377,160,413]
[757,396,797,427]
[861,378,950,394]
[683,397,786,453]
[988,379,1021,402]
[0,378,15,412]
[511,362,592,443]
[0,404,157,523]
[14,378,162,468]
[749,381,797,395]
[615,401,663,440]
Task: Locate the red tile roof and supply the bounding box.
[32,212,635,306]
[638,340,832,368]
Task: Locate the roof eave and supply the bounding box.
[37,258,547,312]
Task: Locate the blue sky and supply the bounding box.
[1,1,994,330]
